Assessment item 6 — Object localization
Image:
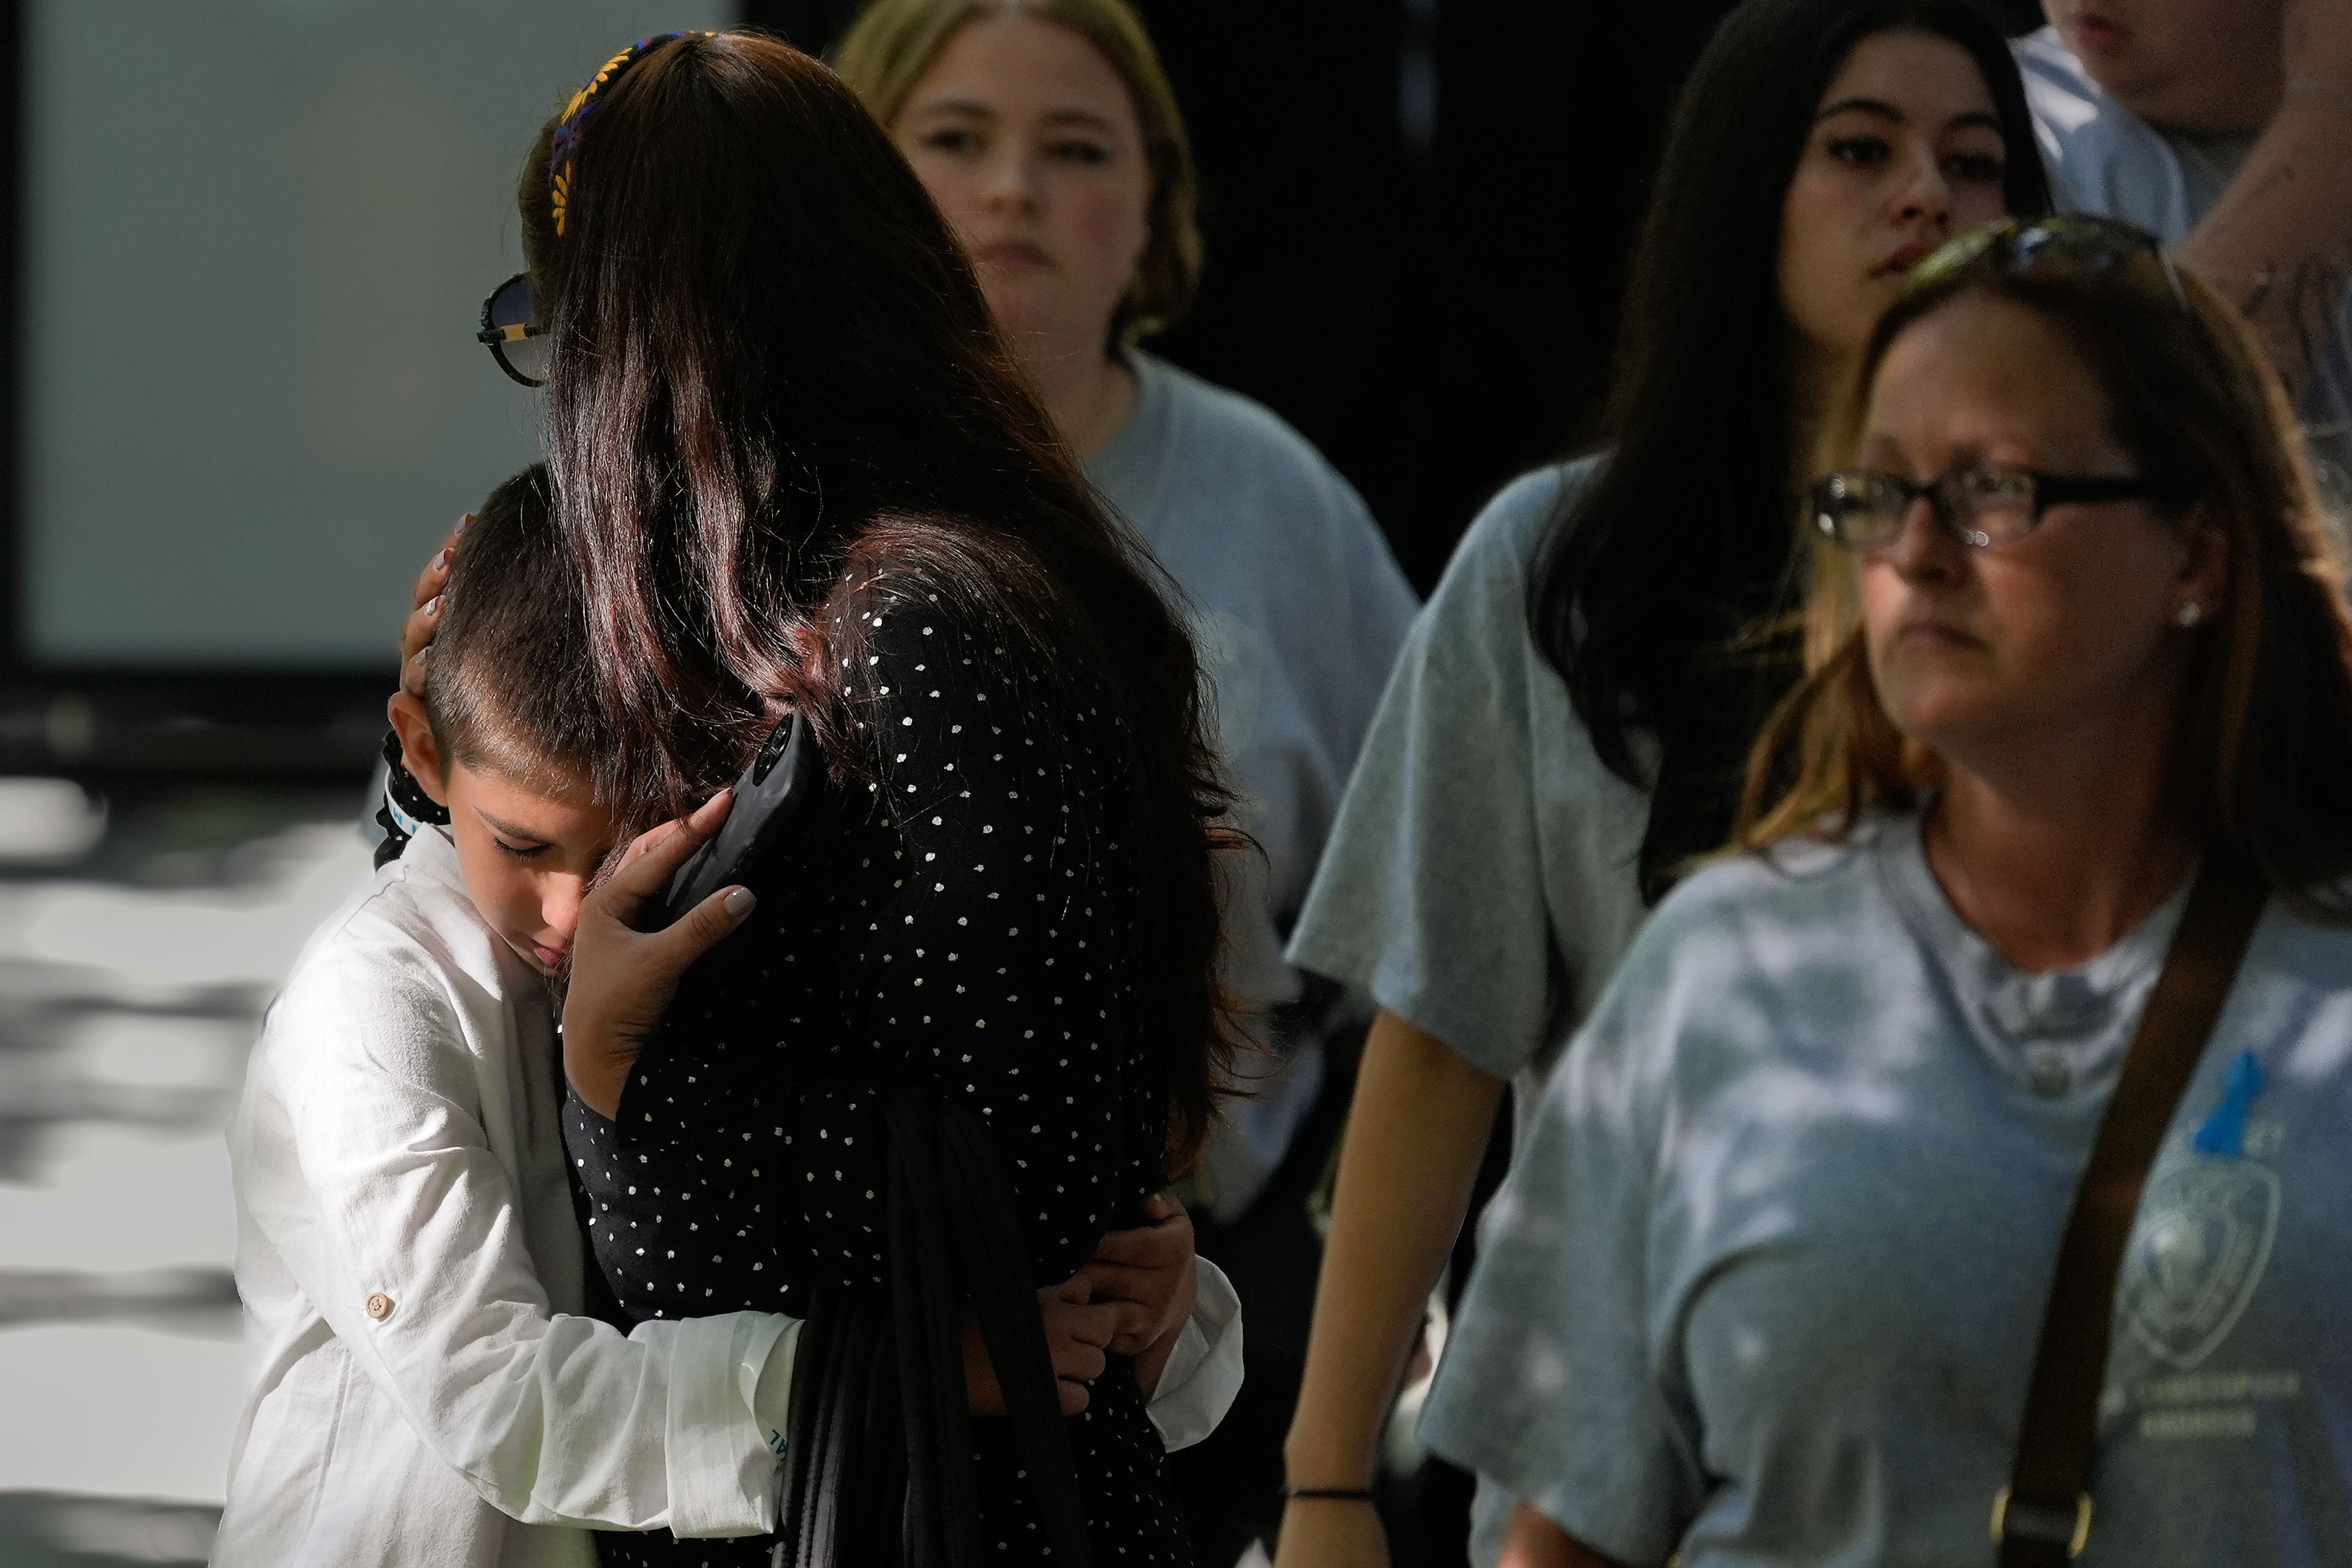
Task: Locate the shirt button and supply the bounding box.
[2026,1050,2073,1098]
[364,1292,395,1321]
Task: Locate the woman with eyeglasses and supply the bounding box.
[1274,2,2049,1562]
[1449,219,2352,1567]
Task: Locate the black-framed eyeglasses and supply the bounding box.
[476,272,548,388]
[1811,462,2185,551]
[1911,214,2187,309]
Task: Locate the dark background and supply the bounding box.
[0,0,2047,779]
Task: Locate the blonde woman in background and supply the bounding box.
[832,4,1420,1561]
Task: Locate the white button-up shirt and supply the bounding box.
[216,826,1240,1567]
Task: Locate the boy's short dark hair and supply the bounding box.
[428,465,612,795]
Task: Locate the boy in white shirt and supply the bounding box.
[216,467,1240,1566]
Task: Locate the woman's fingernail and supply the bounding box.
[423,595,441,617]
[723,887,757,918]
[432,549,451,573]
[455,512,473,536]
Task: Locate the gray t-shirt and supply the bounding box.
[2018,26,2352,480]
[1424,812,2352,1566]
[1286,458,1651,1134]
[1091,352,1418,1219]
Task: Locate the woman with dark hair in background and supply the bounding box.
[490,29,1237,1567]
[1275,2,2051,1563]
[1463,217,2352,1567]
[829,2,1418,1559]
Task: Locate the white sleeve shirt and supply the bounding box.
[216,827,1240,1568]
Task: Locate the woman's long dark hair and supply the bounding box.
[1528,0,2050,901]
[523,31,1233,1168]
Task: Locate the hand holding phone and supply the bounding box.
[656,713,823,927]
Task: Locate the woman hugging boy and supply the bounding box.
[214,465,1240,1567]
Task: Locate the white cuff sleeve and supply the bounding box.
[660,1313,790,1538]
[1145,1257,1244,1452]
[748,1316,801,1459]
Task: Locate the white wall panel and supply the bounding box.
[20,1,730,668]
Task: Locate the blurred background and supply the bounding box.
[0,0,2038,1562]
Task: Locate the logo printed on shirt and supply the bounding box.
[2119,1157,2281,1370]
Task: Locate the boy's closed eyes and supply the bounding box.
[386,691,612,978]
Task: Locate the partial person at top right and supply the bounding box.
[2022,0,2352,475]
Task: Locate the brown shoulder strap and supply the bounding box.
[1996,857,2267,1566]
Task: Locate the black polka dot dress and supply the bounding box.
[568,569,1194,1566]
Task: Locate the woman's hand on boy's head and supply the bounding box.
[398,513,470,699]
[1079,1189,1197,1357]
[560,791,753,1120]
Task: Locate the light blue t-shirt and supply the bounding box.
[1424,812,2352,1566]
[1090,351,1418,1219]
[2018,27,2352,481]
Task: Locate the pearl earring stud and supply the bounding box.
[2177,602,2204,627]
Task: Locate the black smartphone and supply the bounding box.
[655,712,822,927]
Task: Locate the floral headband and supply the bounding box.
[549,31,715,236]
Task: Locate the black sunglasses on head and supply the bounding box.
[476,272,548,388]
